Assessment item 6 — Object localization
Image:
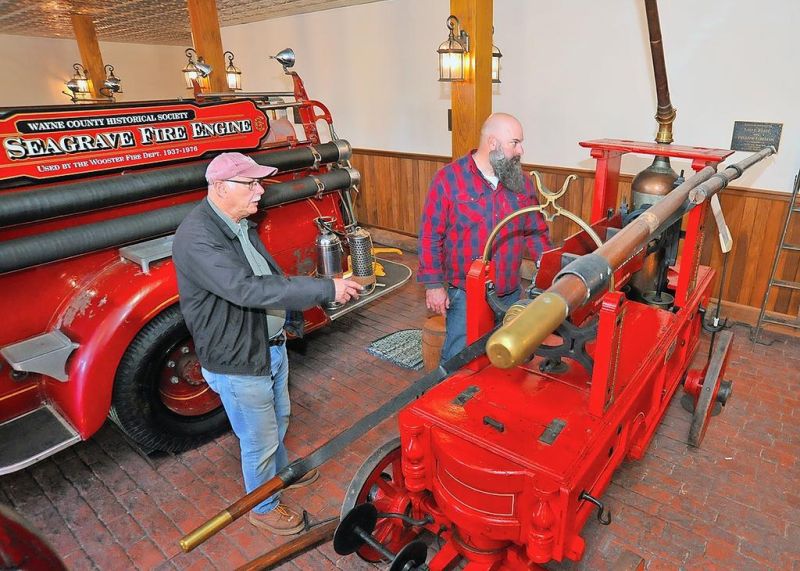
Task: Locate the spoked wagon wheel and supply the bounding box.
[340,437,420,563]
[685,329,734,447]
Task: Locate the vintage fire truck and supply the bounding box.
[0,50,407,475]
[177,4,775,568]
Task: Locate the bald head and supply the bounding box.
[474,113,526,193]
[480,113,523,146]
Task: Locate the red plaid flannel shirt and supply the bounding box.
[418,152,551,295]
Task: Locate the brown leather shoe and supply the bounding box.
[248,504,304,536]
[286,468,319,490]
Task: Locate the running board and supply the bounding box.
[0,405,80,475]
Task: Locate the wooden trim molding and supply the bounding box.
[352,148,792,201]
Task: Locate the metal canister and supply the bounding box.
[629,155,678,297]
[347,226,376,289]
[315,216,343,280]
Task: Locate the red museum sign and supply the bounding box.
[0,99,269,181]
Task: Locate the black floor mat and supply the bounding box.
[366,329,424,370]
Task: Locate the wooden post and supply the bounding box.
[187,0,230,93]
[70,14,105,99]
[450,0,493,159]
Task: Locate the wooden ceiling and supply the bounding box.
[0,0,383,45]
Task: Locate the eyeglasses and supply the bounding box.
[223,179,262,191]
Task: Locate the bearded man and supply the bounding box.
[418,113,551,361]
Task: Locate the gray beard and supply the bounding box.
[489,149,525,193]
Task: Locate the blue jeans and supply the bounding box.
[201,344,289,514]
[441,287,521,362]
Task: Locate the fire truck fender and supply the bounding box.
[56,259,183,440]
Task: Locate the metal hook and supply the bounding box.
[579,491,612,525]
[698,306,728,333]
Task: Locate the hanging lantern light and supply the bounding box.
[437,16,469,82]
[102,64,123,96]
[224,51,242,91]
[182,48,212,90]
[64,63,91,102]
[492,32,503,84]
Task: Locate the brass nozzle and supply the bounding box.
[487,292,569,369]
[180,511,234,552]
[654,108,677,144]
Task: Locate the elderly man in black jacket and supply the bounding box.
[173,152,361,535]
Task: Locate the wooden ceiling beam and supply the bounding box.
[187,0,230,93]
[450,0,493,159]
[70,14,105,99]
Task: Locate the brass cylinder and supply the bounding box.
[180,511,233,552]
[487,292,569,369]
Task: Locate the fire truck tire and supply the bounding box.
[110,305,229,452]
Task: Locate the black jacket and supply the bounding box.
[172,199,335,375]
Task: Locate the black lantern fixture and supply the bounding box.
[101,64,123,97]
[64,63,91,102]
[182,48,212,90]
[492,28,502,84]
[224,51,242,91]
[437,16,470,82]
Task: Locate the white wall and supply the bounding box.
[221,0,452,155]
[0,34,188,107]
[494,1,798,191]
[222,0,797,192]
[0,1,795,191]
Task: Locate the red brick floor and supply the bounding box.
[1,251,799,570]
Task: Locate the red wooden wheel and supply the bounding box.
[340,437,419,562]
[688,330,734,447]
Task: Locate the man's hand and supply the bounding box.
[333,278,363,304]
[426,287,449,315]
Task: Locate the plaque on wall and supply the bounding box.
[730,121,782,153]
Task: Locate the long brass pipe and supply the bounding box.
[644,0,676,144]
[486,147,775,369]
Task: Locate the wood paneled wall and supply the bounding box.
[351,149,799,320]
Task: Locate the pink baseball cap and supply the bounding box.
[205,152,278,184]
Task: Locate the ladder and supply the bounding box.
[752,171,800,342]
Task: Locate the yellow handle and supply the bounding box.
[373,247,402,256]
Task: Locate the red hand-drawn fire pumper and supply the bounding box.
[176,3,775,570]
[0,49,410,476]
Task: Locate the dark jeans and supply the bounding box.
[441,286,521,362]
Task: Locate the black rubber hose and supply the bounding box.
[0,168,358,275]
[0,141,351,228]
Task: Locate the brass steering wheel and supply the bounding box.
[480,172,604,263]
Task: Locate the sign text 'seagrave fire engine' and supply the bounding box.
[0,50,410,475]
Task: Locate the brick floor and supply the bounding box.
[2,251,799,570]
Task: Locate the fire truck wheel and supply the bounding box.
[340,437,419,563]
[110,305,229,452]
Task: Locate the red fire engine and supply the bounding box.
[0,50,408,475]
[325,139,775,571]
